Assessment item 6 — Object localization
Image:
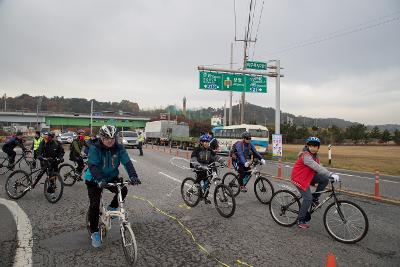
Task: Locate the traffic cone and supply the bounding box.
[325,253,336,267]
[227,157,231,169]
[374,170,381,200]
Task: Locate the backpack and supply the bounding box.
[229,141,243,159]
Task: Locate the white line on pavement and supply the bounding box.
[130,157,137,162]
[159,171,182,184]
[169,157,191,170]
[0,198,33,267]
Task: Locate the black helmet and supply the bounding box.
[16,131,23,136]
[241,131,251,140]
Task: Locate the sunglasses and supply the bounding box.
[245,137,252,140]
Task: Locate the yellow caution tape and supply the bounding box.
[132,195,253,267]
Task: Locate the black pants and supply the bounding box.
[3,149,16,165]
[86,181,128,233]
[138,142,143,156]
[195,170,207,183]
[236,163,251,186]
[74,157,85,173]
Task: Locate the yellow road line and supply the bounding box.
[132,195,253,267]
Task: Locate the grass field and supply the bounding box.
[268,145,400,176]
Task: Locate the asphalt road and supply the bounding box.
[1,147,400,266]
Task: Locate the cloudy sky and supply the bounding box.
[0,0,399,125]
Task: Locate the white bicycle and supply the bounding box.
[86,180,138,265]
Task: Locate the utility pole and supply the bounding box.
[3,93,6,111]
[275,60,281,134]
[36,96,42,130]
[90,100,93,135]
[229,42,233,126]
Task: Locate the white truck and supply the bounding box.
[144,120,193,148]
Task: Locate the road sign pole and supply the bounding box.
[275,60,281,135]
[229,42,233,126]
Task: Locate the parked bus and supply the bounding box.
[212,124,269,154]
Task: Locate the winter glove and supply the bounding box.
[97,181,107,188]
[330,173,340,182]
[261,159,266,165]
[244,162,250,168]
[129,176,141,185]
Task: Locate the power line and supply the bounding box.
[251,0,265,59]
[265,11,400,57]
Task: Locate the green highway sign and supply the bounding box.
[222,73,245,92]
[199,71,223,90]
[199,71,267,93]
[246,61,267,70]
[245,75,267,93]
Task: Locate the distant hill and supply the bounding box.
[3,94,140,115]
[2,94,399,131]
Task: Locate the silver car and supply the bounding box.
[57,132,77,144]
[117,131,138,149]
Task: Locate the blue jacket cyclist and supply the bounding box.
[85,125,141,248]
[231,131,265,192]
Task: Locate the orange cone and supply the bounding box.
[326,253,336,267]
[374,170,381,200]
[227,157,231,169]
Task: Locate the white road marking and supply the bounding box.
[0,197,33,267]
[159,171,182,184]
[130,157,137,163]
[169,157,191,170]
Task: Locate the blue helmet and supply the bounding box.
[199,134,211,142]
[306,136,321,146]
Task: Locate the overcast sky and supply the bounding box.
[0,0,399,125]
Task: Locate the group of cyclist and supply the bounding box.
[190,131,341,229]
[2,124,340,249]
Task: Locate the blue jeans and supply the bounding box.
[296,174,329,222]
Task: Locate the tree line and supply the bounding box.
[280,123,400,145]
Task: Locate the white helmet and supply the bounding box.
[99,125,117,139]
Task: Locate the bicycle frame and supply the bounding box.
[195,162,224,195]
[99,182,130,236]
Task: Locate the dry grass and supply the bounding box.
[268,145,400,176]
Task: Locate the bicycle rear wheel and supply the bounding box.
[5,170,31,199]
[269,190,300,227]
[44,173,64,203]
[254,176,274,204]
[222,172,240,197]
[181,177,201,207]
[58,163,77,186]
[120,223,138,265]
[323,200,369,244]
[214,184,236,218]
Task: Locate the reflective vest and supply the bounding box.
[138,135,144,142]
[33,137,43,151]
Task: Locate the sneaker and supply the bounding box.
[204,198,211,204]
[297,220,310,229]
[240,185,248,192]
[91,232,101,248]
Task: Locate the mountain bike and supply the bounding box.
[222,159,274,204]
[5,158,64,203]
[0,150,35,175]
[181,162,236,218]
[269,179,369,244]
[86,180,138,265]
[58,156,88,186]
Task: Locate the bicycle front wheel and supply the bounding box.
[269,190,300,227]
[44,173,64,203]
[222,172,240,197]
[254,176,274,204]
[58,163,77,186]
[323,200,369,244]
[181,177,201,207]
[214,184,236,218]
[120,223,138,265]
[5,170,31,199]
